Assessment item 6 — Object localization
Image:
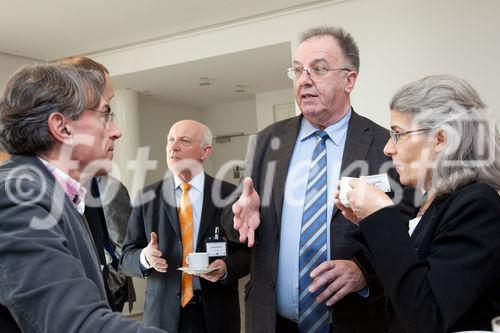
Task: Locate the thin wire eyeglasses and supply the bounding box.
[88,106,115,123]
[389,128,430,144]
[286,66,351,80]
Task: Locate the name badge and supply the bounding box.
[205,226,227,257]
[206,242,227,257]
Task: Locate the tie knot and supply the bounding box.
[315,130,329,141]
[180,182,191,192]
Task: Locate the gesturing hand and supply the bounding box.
[232,177,261,247]
[145,232,168,273]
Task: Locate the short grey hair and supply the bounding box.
[300,26,360,72]
[390,74,500,196]
[201,123,213,147]
[0,63,105,155]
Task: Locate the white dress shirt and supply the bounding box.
[140,172,205,289]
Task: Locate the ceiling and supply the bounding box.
[112,42,293,107]
[0,0,323,61]
[0,0,318,106]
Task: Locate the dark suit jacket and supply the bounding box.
[348,182,500,333]
[0,154,164,333]
[222,111,417,333]
[121,174,250,333]
[85,176,136,312]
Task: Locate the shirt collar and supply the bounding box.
[173,171,205,193]
[299,108,352,146]
[38,157,87,214]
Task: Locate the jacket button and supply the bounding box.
[270,282,275,290]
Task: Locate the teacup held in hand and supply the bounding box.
[186,252,209,269]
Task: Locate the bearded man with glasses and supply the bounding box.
[222,26,417,333]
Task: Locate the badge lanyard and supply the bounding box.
[205,227,227,258]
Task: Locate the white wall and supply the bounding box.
[94,0,500,127]
[255,88,294,131]
[136,95,202,187]
[0,52,36,87]
[200,99,258,184]
[201,99,257,136]
[341,0,500,127]
[112,90,140,192]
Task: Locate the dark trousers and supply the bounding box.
[276,313,333,333]
[179,292,207,333]
[276,314,300,333]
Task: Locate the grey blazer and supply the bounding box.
[222,111,417,333]
[0,154,164,333]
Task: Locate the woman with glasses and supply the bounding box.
[334,74,500,332]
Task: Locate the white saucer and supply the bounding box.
[177,267,216,276]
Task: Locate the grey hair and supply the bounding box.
[0,63,105,155]
[299,26,360,72]
[201,123,213,147]
[390,74,500,195]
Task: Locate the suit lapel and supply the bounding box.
[340,111,372,177]
[410,199,440,244]
[273,116,301,234]
[162,177,182,241]
[197,174,215,249]
[332,111,373,218]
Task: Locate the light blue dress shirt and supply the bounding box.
[276,110,351,321]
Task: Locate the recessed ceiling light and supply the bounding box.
[199,77,211,86]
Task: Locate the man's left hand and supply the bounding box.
[309,260,367,306]
[199,259,227,282]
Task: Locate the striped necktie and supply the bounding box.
[299,130,329,333]
[179,182,194,307]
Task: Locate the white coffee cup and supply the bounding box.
[492,315,500,333]
[339,177,355,207]
[186,252,209,268]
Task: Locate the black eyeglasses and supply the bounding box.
[389,128,429,143]
[286,66,351,80]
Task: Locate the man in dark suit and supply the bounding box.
[85,175,136,312]
[222,26,416,333]
[0,63,164,332]
[121,120,250,333]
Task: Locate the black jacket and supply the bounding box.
[349,182,500,332]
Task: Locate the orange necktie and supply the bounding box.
[179,182,194,307]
